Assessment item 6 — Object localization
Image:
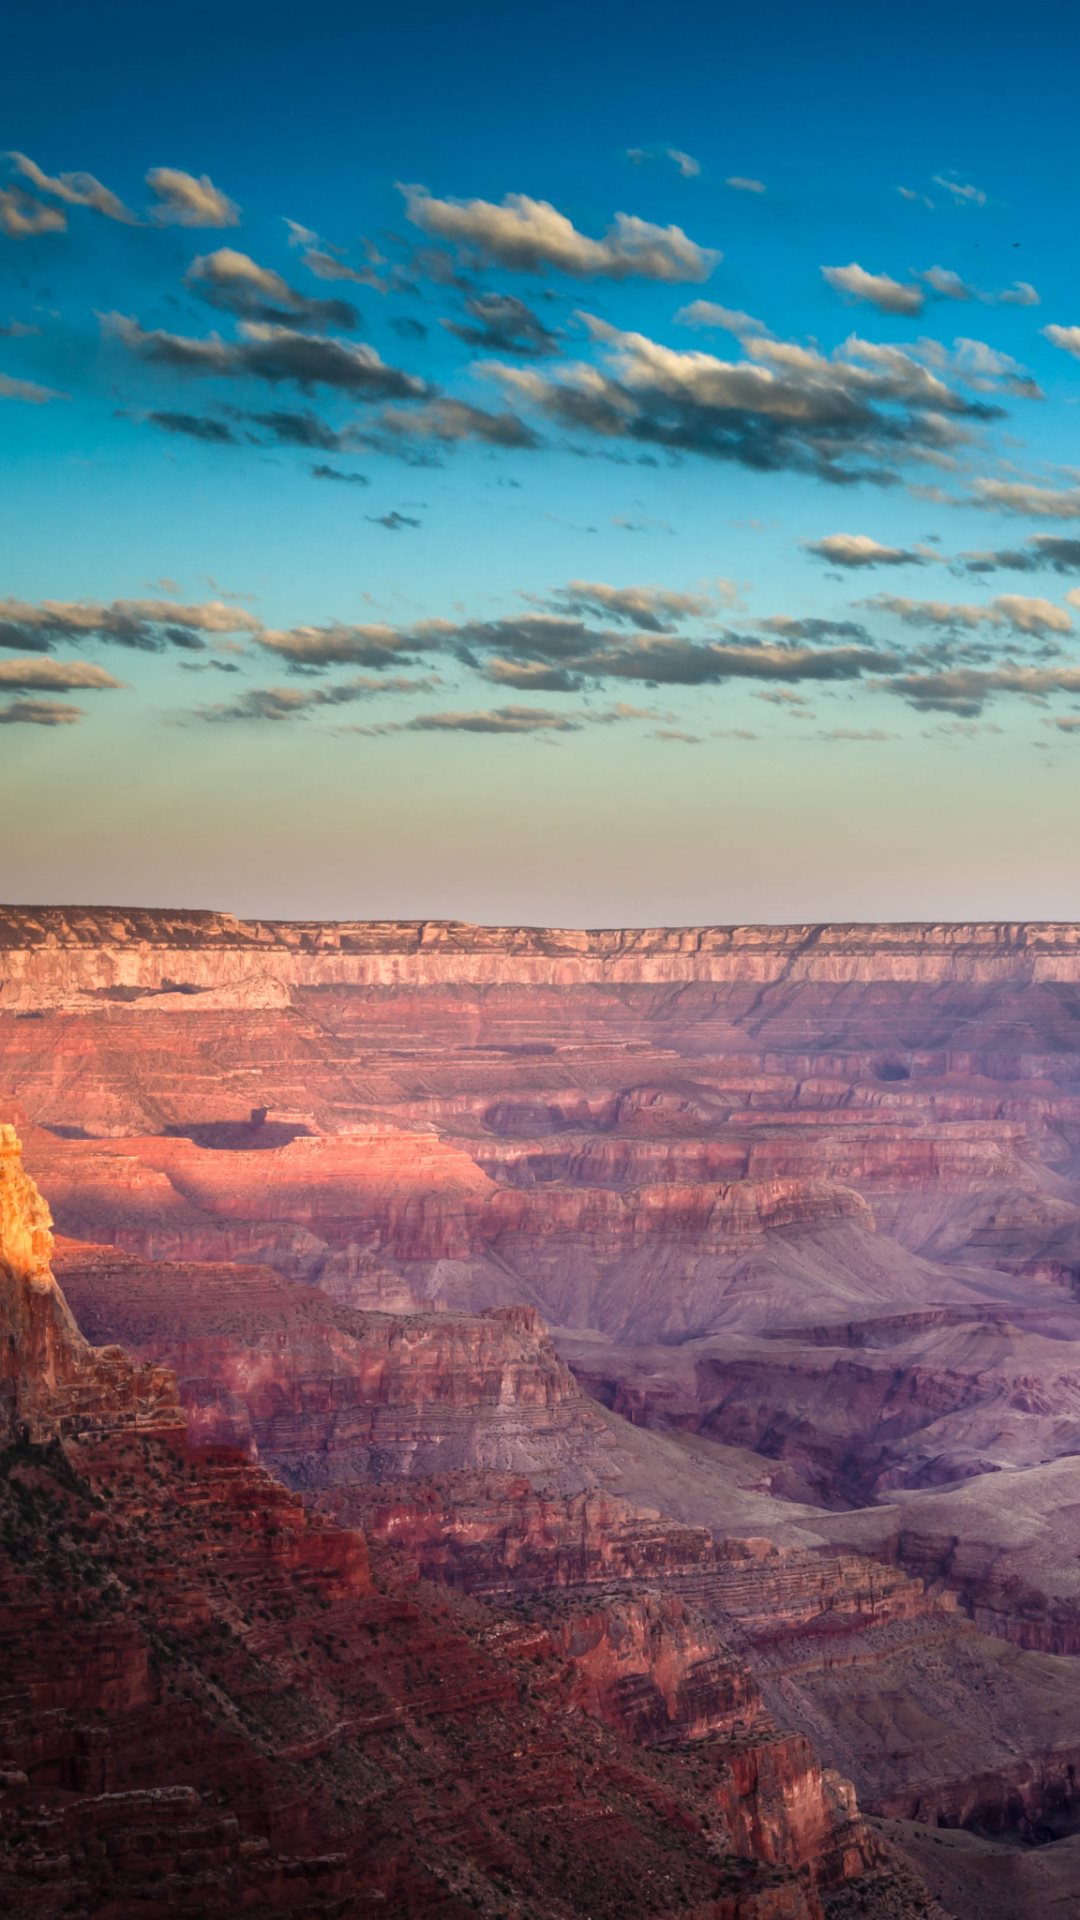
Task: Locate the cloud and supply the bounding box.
[675,300,769,336]
[627,147,702,179]
[310,463,369,484]
[0,697,84,725]
[546,580,719,630]
[483,659,585,691]
[285,219,387,290]
[942,337,1042,399]
[726,176,766,193]
[920,265,970,301]
[146,167,239,228]
[867,592,1072,636]
[186,249,358,329]
[440,609,900,686]
[1042,324,1080,364]
[106,314,426,400]
[886,661,1080,716]
[376,396,538,447]
[603,638,903,683]
[804,533,925,568]
[932,174,987,206]
[821,263,924,315]
[196,673,429,722]
[970,478,1080,520]
[444,291,559,356]
[254,622,437,669]
[0,658,124,691]
[816,727,896,742]
[898,186,935,209]
[758,616,870,643]
[401,185,718,282]
[960,535,1080,575]
[404,704,580,732]
[0,596,261,654]
[0,189,66,238]
[148,411,239,443]
[0,372,66,403]
[912,268,1039,309]
[9,152,137,223]
[666,149,701,178]
[367,510,421,530]
[487,315,996,483]
[237,408,349,449]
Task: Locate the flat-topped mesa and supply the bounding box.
[6,906,1080,999]
[0,1125,179,1442]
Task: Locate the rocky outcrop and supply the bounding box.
[54,1236,622,1484]
[0,1126,178,1444]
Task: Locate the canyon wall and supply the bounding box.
[0,1127,938,1920]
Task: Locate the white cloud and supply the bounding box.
[675,300,769,336]
[933,174,987,206]
[0,189,66,238]
[0,657,124,690]
[400,185,718,281]
[805,534,923,568]
[726,176,765,193]
[869,592,1071,636]
[10,152,137,223]
[1044,324,1080,359]
[821,263,924,315]
[146,168,239,228]
[971,478,1080,520]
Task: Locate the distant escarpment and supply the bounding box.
[7,906,1080,997]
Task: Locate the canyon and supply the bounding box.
[9,909,1080,1914]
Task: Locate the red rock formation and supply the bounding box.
[13,908,1080,1898]
[2,1129,934,1919]
[53,1236,620,1484]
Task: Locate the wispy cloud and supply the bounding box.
[443,291,559,356]
[106,314,426,400]
[9,151,137,223]
[146,167,239,227]
[932,173,987,207]
[0,657,125,691]
[0,696,85,725]
[186,249,359,330]
[822,264,924,315]
[866,592,1072,636]
[0,596,261,654]
[804,533,926,569]
[0,372,66,404]
[0,188,66,238]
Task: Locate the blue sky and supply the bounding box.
[5,0,1080,923]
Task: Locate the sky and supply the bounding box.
[6,0,1080,925]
